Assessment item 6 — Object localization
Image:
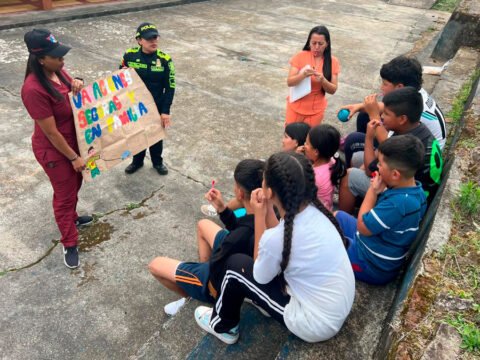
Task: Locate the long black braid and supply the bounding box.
[264,152,306,292]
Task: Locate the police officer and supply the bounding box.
[121,22,175,175]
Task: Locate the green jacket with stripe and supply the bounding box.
[120,47,175,115]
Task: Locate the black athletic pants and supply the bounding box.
[132,140,163,166]
[356,111,370,133]
[210,253,290,333]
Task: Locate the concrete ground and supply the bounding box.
[0,0,450,359]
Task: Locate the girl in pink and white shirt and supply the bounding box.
[304,124,346,211]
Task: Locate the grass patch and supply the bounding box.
[458,137,477,149]
[432,0,461,12]
[456,181,480,217]
[438,242,458,260]
[125,202,141,211]
[447,69,480,123]
[92,212,104,221]
[466,266,479,290]
[445,315,480,353]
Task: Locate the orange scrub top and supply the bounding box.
[287,51,340,116]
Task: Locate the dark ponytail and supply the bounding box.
[308,125,346,187]
[303,25,332,82]
[330,157,346,187]
[25,53,71,102]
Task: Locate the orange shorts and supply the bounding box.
[285,105,325,127]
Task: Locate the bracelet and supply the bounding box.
[69,154,79,162]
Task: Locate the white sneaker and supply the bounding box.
[164,297,188,316]
[194,306,239,345]
[201,204,218,217]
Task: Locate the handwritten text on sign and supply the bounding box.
[70,69,164,181]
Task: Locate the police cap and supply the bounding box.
[136,23,159,39]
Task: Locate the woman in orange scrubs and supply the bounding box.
[286,26,340,127]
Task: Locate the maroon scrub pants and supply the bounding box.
[35,149,83,247]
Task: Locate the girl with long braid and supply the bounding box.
[194,152,355,344]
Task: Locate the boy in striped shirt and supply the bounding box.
[335,135,427,285]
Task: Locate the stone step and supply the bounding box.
[130,299,289,359]
[430,46,480,117]
[133,280,398,359]
[431,0,480,61]
[273,282,398,360]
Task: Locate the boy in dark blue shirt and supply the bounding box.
[335,135,427,285]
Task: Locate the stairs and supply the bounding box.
[130,281,398,359]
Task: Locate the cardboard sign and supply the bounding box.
[69,69,165,181]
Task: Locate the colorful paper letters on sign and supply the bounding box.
[70,69,165,181]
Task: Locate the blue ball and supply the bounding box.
[337,109,350,122]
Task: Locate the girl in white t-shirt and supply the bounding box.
[194,152,355,344]
[304,124,346,211]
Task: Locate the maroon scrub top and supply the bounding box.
[21,69,78,160]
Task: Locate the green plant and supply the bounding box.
[446,268,461,279]
[438,243,458,260]
[432,0,461,12]
[125,202,141,211]
[446,315,480,353]
[92,212,104,221]
[461,325,480,352]
[466,266,479,289]
[451,203,464,223]
[459,137,477,149]
[447,69,480,123]
[457,290,473,299]
[457,181,480,217]
[473,303,480,313]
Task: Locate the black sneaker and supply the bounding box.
[63,246,79,269]
[75,215,93,227]
[153,163,168,175]
[125,162,144,174]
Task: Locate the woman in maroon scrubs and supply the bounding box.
[21,29,92,269]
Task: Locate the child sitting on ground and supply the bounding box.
[193,152,355,344]
[282,122,311,152]
[339,55,446,168]
[339,87,443,213]
[336,135,427,285]
[149,159,264,314]
[304,124,345,211]
[202,123,311,217]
